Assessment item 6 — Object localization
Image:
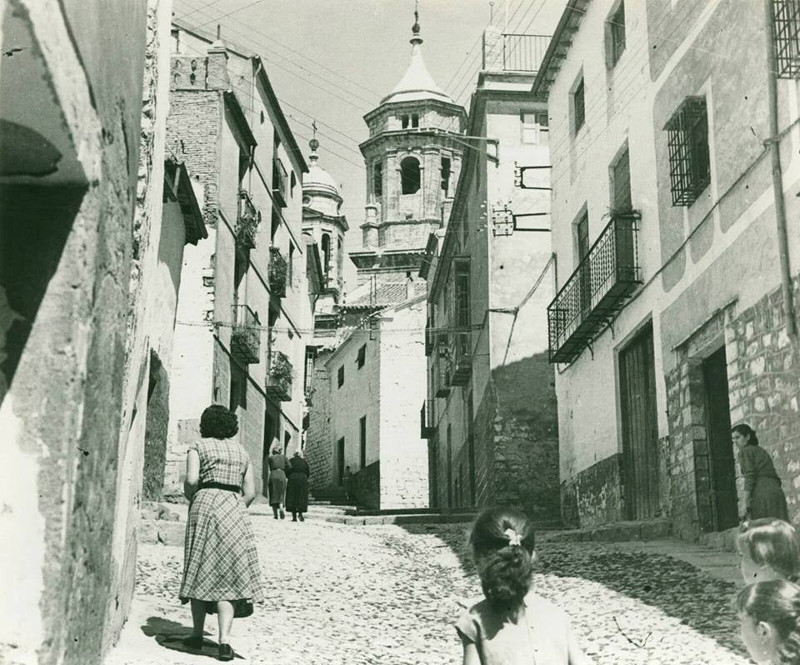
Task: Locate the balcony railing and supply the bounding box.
[434,332,451,398]
[501,34,549,72]
[269,246,287,297]
[266,349,293,401]
[449,329,472,386]
[236,189,260,250]
[547,213,642,364]
[272,157,287,208]
[231,305,261,364]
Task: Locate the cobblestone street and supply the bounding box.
[105,509,751,665]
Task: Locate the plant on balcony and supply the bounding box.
[269,246,287,297]
[236,191,260,250]
[266,350,293,401]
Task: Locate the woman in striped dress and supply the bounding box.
[179,405,263,662]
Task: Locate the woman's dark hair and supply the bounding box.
[732,423,759,446]
[737,580,800,665]
[470,507,535,615]
[200,405,238,439]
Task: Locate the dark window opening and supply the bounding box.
[357,344,366,369]
[288,243,295,286]
[372,162,383,198]
[230,361,247,411]
[609,1,626,67]
[454,260,470,329]
[290,171,297,198]
[401,157,421,194]
[573,77,585,134]
[401,115,410,129]
[411,113,419,128]
[284,431,291,454]
[665,97,711,206]
[611,147,632,211]
[441,157,451,196]
[337,365,344,388]
[321,233,331,277]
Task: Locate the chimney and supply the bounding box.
[482,24,504,72]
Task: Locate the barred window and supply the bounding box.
[664,97,710,207]
[773,0,800,78]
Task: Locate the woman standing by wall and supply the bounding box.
[734,424,790,522]
[286,451,311,522]
[267,444,289,520]
[179,405,263,661]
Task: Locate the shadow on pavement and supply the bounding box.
[141,616,243,660]
[397,523,746,657]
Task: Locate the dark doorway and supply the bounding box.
[262,408,277,494]
[429,435,439,509]
[619,323,660,520]
[467,392,476,506]
[336,437,345,485]
[703,347,738,531]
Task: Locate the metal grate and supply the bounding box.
[501,34,550,72]
[547,214,642,363]
[774,0,800,78]
[664,97,710,206]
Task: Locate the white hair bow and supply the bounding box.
[504,528,522,547]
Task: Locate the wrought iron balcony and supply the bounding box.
[547,213,642,364]
[236,189,260,250]
[272,157,287,208]
[434,333,451,398]
[266,349,293,401]
[231,304,261,364]
[500,34,549,72]
[449,329,472,386]
[269,246,287,297]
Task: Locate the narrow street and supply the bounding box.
[107,508,750,665]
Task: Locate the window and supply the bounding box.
[576,212,591,311]
[288,243,295,286]
[321,233,331,276]
[572,76,585,134]
[401,115,410,129]
[773,0,800,78]
[229,361,247,411]
[290,171,297,198]
[284,431,291,454]
[411,113,419,128]
[611,146,632,211]
[359,416,367,468]
[337,364,344,388]
[372,162,383,198]
[454,260,470,329]
[401,157,421,194]
[607,1,626,67]
[441,157,451,196]
[664,97,710,206]
[304,346,316,395]
[336,238,343,277]
[356,344,366,369]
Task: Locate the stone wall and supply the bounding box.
[305,351,334,493]
[0,1,147,663]
[561,454,626,528]
[354,460,381,510]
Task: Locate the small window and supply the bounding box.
[572,76,585,134]
[607,1,626,67]
[288,243,295,286]
[260,110,265,124]
[356,344,366,369]
[411,113,419,128]
[664,97,710,206]
[440,157,451,196]
[401,115,410,129]
[401,157,421,194]
[372,162,383,198]
[284,431,291,454]
[611,146,632,211]
[338,365,345,388]
[290,171,297,198]
[321,233,331,276]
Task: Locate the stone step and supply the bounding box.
[545,518,671,543]
[324,512,481,526]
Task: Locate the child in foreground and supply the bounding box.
[738,518,800,584]
[455,507,592,665]
[737,580,800,664]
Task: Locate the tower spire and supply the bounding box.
[411,0,422,45]
[309,120,319,164]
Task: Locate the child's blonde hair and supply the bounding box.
[738,519,800,581]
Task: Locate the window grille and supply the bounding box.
[609,1,626,67]
[664,97,710,206]
[573,78,585,133]
[773,0,800,78]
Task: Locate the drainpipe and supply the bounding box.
[764,0,798,337]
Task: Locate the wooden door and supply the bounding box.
[703,347,738,530]
[619,324,660,519]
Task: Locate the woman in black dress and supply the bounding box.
[286,451,310,522]
[733,423,789,521]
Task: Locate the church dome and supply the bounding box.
[380,11,455,106]
[302,137,340,199]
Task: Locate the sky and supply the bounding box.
[171,0,566,288]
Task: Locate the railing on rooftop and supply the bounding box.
[502,34,550,72]
[547,213,642,364]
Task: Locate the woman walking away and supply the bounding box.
[738,518,800,584]
[286,450,310,522]
[179,405,263,662]
[734,424,790,521]
[267,444,288,520]
[737,580,800,665]
[456,507,592,665]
